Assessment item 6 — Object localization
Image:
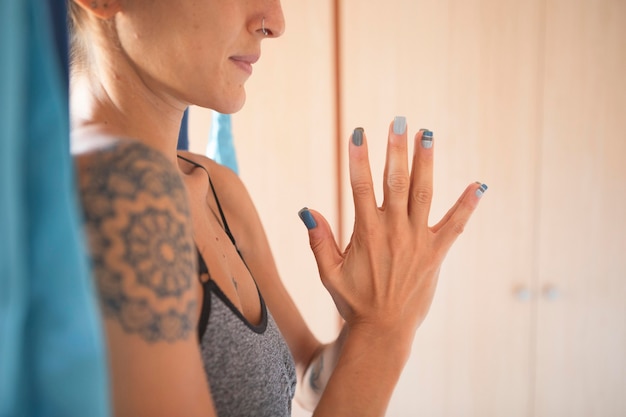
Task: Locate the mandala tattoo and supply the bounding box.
[78,141,196,343]
[122,208,192,297]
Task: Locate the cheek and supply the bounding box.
[161,29,247,111]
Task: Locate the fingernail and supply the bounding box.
[393,116,406,135]
[352,127,364,146]
[298,207,317,230]
[421,129,433,149]
[475,183,489,198]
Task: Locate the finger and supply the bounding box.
[434,182,488,254]
[431,181,482,233]
[349,127,378,225]
[382,116,410,215]
[297,207,343,279]
[408,129,435,227]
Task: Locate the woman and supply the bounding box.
[68,1,487,416]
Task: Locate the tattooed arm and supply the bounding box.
[75,140,216,417]
[297,326,348,410]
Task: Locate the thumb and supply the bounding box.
[298,207,343,279]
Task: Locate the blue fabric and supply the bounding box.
[207,112,239,174]
[177,108,190,151]
[47,0,69,87]
[0,1,111,416]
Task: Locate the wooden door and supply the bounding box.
[339,0,543,415]
[534,0,626,415]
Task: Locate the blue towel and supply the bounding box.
[0,1,110,416]
[207,112,239,175]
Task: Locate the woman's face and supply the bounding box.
[113,0,285,113]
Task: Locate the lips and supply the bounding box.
[230,54,260,75]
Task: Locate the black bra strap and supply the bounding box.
[176,154,238,247]
[177,153,256,341]
[207,174,238,248]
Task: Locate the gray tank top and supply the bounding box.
[199,280,297,417]
[176,154,297,415]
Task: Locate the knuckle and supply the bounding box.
[386,173,410,194]
[309,235,325,254]
[351,179,372,198]
[411,186,433,205]
[451,220,466,235]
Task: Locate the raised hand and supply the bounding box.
[299,116,487,338]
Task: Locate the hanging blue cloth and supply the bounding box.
[177,108,190,151]
[0,1,111,416]
[207,112,239,175]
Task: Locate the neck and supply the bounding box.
[69,52,186,164]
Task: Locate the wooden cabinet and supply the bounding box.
[339,0,626,416]
[534,1,626,416]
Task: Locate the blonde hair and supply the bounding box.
[67,1,88,69]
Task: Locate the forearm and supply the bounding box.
[311,323,413,417]
[297,325,348,409]
[298,321,414,417]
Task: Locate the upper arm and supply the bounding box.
[76,141,215,417]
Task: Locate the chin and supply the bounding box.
[197,90,246,114]
[216,100,245,114]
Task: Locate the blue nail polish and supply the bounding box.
[393,116,406,135]
[352,127,364,146]
[475,183,489,198]
[421,129,433,149]
[298,207,317,230]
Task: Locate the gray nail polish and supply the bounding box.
[421,129,433,149]
[393,116,406,135]
[352,127,364,146]
[298,207,317,230]
[475,183,489,198]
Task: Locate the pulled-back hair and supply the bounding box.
[67,1,88,70]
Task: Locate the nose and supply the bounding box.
[257,0,285,38]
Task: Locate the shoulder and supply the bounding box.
[76,139,192,239]
[76,139,197,343]
[176,150,253,211]
[176,150,242,190]
[76,139,188,202]
[176,151,262,250]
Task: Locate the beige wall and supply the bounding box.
[189,0,626,415]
